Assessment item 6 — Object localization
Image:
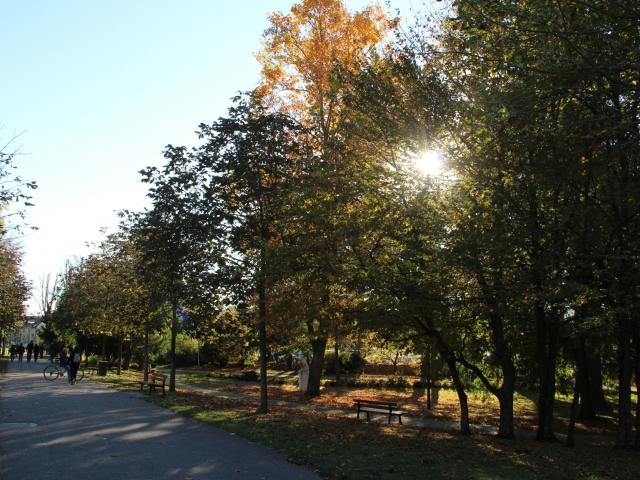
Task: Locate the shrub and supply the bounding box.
[386,376,409,388]
[199,343,229,367]
[324,351,365,375]
[87,354,100,366]
[160,333,199,367]
[238,370,259,381]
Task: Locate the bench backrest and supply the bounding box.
[354,399,398,408]
[150,373,168,384]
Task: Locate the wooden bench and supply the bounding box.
[138,372,168,396]
[354,399,406,424]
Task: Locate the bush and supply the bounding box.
[199,343,229,368]
[324,351,365,375]
[386,376,409,388]
[160,333,199,367]
[238,370,259,381]
[87,354,100,366]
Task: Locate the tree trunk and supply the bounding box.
[535,305,559,442]
[445,355,470,435]
[116,335,123,376]
[143,324,149,382]
[169,298,178,392]
[586,354,609,413]
[496,388,515,438]
[306,336,327,397]
[489,312,516,439]
[575,344,596,419]
[421,351,432,410]
[285,354,293,371]
[616,312,633,448]
[334,334,341,384]
[566,357,582,448]
[123,339,133,370]
[84,336,89,368]
[536,349,558,442]
[256,272,269,414]
[634,317,640,449]
[1,337,5,356]
[419,319,469,434]
[474,270,517,438]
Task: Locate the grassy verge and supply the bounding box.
[90,370,639,480]
[0,358,7,373]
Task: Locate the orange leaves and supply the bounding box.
[257,0,394,126]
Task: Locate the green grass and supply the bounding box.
[0,358,7,373]
[90,370,640,480]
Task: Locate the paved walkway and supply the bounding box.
[0,361,320,480]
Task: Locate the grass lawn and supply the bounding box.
[174,368,630,438]
[91,370,640,480]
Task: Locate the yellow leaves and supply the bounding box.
[258,0,394,125]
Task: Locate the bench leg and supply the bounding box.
[399,415,403,425]
[366,412,370,422]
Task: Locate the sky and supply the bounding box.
[0,0,430,314]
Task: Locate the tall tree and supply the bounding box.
[189,95,305,412]
[0,228,29,350]
[131,150,218,392]
[257,0,395,396]
[432,0,640,444]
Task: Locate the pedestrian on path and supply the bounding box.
[26,341,34,362]
[33,344,40,363]
[59,347,70,378]
[69,348,81,384]
[17,344,25,363]
[9,344,17,362]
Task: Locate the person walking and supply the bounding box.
[59,348,70,378]
[33,344,40,363]
[69,348,82,384]
[9,344,17,362]
[26,341,34,362]
[17,344,25,363]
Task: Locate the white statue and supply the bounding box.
[297,356,309,392]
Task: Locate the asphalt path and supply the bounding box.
[0,361,320,480]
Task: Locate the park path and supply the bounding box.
[0,361,320,480]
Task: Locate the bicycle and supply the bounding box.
[43,363,85,383]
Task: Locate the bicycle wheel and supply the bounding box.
[75,368,85,382]
[43,365,60,381]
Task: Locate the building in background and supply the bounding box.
[6,316,43,346]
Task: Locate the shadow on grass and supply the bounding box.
[95,370,639,480]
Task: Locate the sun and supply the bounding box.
[414,150,445,176]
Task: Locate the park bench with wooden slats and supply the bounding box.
[354,398,406,424]
[138,372,168,396]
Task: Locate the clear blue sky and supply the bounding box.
[0,0,430,313]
